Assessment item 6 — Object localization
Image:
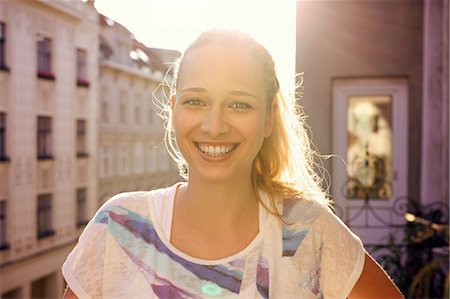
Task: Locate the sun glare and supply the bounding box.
[94,0,296,93]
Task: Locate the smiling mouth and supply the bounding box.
[196,143,237,157]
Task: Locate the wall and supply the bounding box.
[296,0,424,201]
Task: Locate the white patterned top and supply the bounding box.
[62,183,365,298]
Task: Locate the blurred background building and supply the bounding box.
[97,14,179,207]
[0,0,180,297]
[296,0,448,296]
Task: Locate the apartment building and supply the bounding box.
[0,1,180,297]
[97,14,180,206]
[0,0,99,297]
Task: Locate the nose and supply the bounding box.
[200,107,229,137]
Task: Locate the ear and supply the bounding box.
[264,100,277,138]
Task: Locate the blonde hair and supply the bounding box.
[156,30,332,218]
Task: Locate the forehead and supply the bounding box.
[177,44,264,94]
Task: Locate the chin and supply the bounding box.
[189,167,251,184]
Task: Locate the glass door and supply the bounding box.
[332,78,408,246]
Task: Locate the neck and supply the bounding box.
[176,175,259,226]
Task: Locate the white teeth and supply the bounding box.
[198,144,236,157]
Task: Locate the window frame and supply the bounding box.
[76,119,88,158]
[37,35,54,80]
[76,48,89,87]
[37,193,54,239]
[119,91,127,124]
[37,116,53,160]
[0,112,8,162]
[0,200,9,250]
[0,21,9,71]
[76,188,88,227]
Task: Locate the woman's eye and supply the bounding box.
[184,99,204,107]
[230,102,251,110]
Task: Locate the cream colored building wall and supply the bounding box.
[98,18,179,206]
[0,0,98,297]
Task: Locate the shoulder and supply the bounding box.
[98,191,149,216]
[95,183,180,223]
[282,196,335,226]
[280,196,357,243]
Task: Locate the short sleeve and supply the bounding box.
[318,210,365,299]
[62,205,110,298]
[62,191,162,298]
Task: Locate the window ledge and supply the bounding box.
[76,79,90,88]
[77,152,89,158]
[0,156,10,163]
[37,155,54,161]
[0,65,10,72]
[0,243,10,251]
[76,221,89,228]
[37,71,56,81]
[37,230,55,239]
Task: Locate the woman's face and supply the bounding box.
[172,44,274,183]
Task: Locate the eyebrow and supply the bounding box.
[180,87,257,99]
[229,89,257,99]
[180,87,207,93]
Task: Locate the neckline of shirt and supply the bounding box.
[148,182,275,265]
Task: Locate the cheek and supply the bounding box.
[172,109,199,147]
[172,109,185,139]
[241,117,267,146]
[172,105,189,130]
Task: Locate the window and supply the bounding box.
[346,95,393,199]
[135,94,142,125]
[76,188,87,227]
[119,143,129,175]
[101,101,109,123]
[0,113,7,161]
[103,146,110,176]
[158,146,169,171]
[0,201,8,250]
[37,116,52,159]
[76,48,89,87]
[147,145,157,173]
[135,102,141,125]
[76,119,88,157]
[31,273,57,298]
[135,105,140,124]
[100,87,109,123]
[119,91,127,124]
[120,102,126,124]
[134,143,143,174]
[99,144,113,178]
[37,36,54,80]
[37,194,53,238]
[148,102,154,125]
[0,22,8,71]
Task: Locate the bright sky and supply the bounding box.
[94,0,297,92]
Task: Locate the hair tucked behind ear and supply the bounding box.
[155,29,332,221]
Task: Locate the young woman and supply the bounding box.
[63,30,404,298]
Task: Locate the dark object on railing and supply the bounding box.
[371,203,449,298]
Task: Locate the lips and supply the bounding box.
[196,143,237,157]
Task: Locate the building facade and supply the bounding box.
[97,14,180,207]
[0,0,99,297]
[295,0,448,246]
[0,1,180,297]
